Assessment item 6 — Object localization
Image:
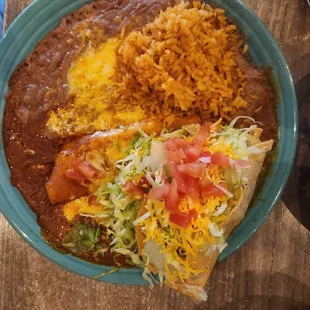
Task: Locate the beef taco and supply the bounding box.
[55,117,273,299]
[135,120,273,300]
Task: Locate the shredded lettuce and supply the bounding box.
[133,212,151,226]
[113,248,158,286]
[212,202,228,217]
[219,242,228,253]
[113,248,144,266]
[93,267,119,279]
[211,121,261,159]
[115,133,155,183]
[179,284,208,301]
[208,222,224,238]
[161,124,199,139]
[229,115,256,127]
[144,239,165,273]
[91,182,140,251]
[142,267,159,287]
[62,222,101,255]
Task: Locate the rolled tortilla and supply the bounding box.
[46,116,201,204]
[136,133,274,300]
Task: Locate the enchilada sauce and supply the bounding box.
[3,0,277,266]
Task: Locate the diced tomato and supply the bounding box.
[165,138,189,151]
[165,139,178,151]
[166,150,186,163]
[166,162,187,193]
[168,162,201,197]
[184,123,211,162]
[137,176,150,188]
[165,179,179,211]
[184,145,201,162]
[177,163,204,178]
[166,161,177,178]
[235,159,251,168]
[201,182,228,198]
[65,169,86,183]
[169,209,198,229]
[211,152,230,167]
[200,179,213,188]
[184,175,200,199]
[193,122,212,147]
[72,159,83,168]
[200,151,212,158]
[175,173,187,194]
[122,181,145,197]
[147,183,170,201]
[164,126,211,164]
[73,160,100,178]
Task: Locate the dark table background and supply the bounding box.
[1,0,310,309]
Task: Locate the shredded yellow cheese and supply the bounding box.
[207,138,238,159]
[63,197,106,221]
[140,183,234,283]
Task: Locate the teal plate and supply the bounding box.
[0,0,297,285]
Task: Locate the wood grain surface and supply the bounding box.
[1,0,310,309]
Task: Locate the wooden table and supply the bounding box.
[1,1,310,309]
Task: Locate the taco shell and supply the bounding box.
[136,131,274,300]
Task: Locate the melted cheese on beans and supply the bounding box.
[46,37,145,136]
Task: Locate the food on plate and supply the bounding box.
[58,118,273,299]
[3,0,277,299]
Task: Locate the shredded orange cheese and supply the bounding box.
[63,197,107,221]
